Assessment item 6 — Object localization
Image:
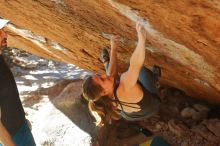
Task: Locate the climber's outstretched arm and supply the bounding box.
[120,22,147,91]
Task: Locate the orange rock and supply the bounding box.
[0,0,220,103]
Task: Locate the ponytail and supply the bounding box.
[88,100,105,126]
[88,97,121,126]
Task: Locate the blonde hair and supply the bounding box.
[83,76,121,126]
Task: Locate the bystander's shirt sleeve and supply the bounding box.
[0,55,9,104]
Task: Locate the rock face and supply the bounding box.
[0,0,220,103]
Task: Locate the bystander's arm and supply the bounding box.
[0,117,15,146]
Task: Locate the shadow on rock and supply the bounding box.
[49,79,98,137]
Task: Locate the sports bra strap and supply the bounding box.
[113,80,141,112]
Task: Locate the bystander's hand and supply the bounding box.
[0,29,8,54]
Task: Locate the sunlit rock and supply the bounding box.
[1,0,220,103]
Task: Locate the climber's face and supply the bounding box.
[0,29,8,48]
[92,74,114,96]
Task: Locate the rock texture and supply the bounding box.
[0,0,220,103]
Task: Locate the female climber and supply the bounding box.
[82,22,161,126]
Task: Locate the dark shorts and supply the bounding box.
[138,66,159,95]
[12,120,36,146]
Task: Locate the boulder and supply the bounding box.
[0,0,220,104]
[203,119,220,137]
[192,124,220,144]
[168,119,189,137]
[181,107,197,118]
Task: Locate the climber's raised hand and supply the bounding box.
[136,22,147,43]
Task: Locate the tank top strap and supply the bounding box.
[113,77,141,110]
